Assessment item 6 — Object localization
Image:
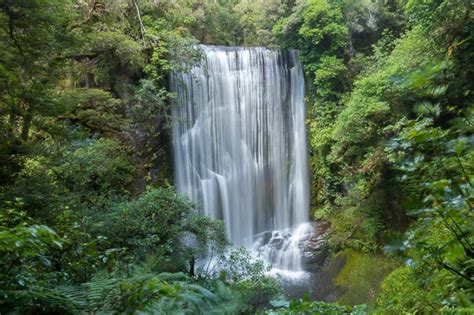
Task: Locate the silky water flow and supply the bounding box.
[171,45,311,279]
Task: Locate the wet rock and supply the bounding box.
[255,230,273,245]
[304,239,326,250]
[300,220,331,271]
[269,236,285,250]
[302,246,329,271]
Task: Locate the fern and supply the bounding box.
[84,273,121,312]
[155,272,189,282]
[0,286,84,314]
[76,266,242,314]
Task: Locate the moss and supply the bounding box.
[374,266,428,314]
[375,266,474,314]
[334,249,397,306]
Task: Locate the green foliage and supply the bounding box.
[272,0,473,311]
[60,88,129,135]
[0,221,239,314]
[1,0,473,313]
[79,266,241,314]
[274,0,348,95]
[376,265,474,314]
[219,247,282,311]
[377,114,474,312]
[186,0,242,46]
[297,0,348,57]
[0,214,68,313]
[57,139,135,198]
[324,0,472,311]
[341,0,404,55]
[0,185,236,314]
[1,1,291,313]
[5,138,134,221]
[104,187,227,267]
[267,295,367,314]
[130,78,173,179]
[233,0,295,47]
[0,0,75,137]
[375,266,433,314]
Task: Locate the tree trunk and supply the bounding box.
[21,109,32,142]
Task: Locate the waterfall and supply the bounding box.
[170,45,310,274]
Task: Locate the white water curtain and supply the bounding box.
[170,45,309,248]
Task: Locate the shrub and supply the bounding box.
[267,295,367,315]
[103,187,227,270]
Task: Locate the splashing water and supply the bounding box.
[252,223,314,279]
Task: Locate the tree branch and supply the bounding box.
[442,262,474,283]
[132,0,146,46]
[2,4,25,58]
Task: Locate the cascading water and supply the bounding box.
[170,45,310,276]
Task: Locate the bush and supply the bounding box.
[267,295,367,315]
[374,266,429,314]
[103,187,227,270]
[4,138,135,222]
[0,215,68,313]
[55,138,135,200]
[222,247,282,311]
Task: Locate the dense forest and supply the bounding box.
[0,0,472,314]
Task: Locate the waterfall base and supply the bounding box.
[251,221,331,293]
[195,221,331,298]
[251,223,313,279]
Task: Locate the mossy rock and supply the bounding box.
[334,249,397,306]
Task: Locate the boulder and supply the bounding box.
[300,220,331,271]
